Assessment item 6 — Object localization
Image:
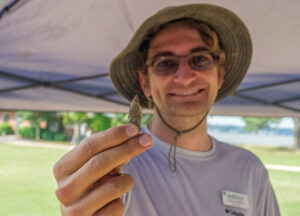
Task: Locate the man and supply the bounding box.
[53,4,280,216]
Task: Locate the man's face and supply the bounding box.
[139,25,225,118]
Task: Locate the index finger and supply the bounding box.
[53,124,139,180]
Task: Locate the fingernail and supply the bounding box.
[126,125,138,137]
[139,134,152,147]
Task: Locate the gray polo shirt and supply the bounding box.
[123,126,280,216]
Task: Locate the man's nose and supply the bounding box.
[173,60,196,85]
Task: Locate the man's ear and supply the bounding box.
[217,66,226,89]
[139,72,151,97]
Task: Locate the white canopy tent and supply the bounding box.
[0,0,299,116]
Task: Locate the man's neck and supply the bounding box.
[147,112,212,152]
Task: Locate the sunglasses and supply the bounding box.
[146,50,220,76]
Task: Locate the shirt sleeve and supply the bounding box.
[255,176,281,216]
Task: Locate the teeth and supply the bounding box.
[174,90,198,96]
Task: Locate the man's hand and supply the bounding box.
[53,124,153,216]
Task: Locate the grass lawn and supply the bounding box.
[0,142,69,216]
[0,142,299,216]
[242,145,300,216]
[268,170,300,216]
[242,145,300,166]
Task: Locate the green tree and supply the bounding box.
[111,113,153,127]
[141,114,153,125]
[63,112,90,144]
[242,116,300,151]
[110,113,129,127]
[17,111,57,140]
[242,117,281,133]
[0,122,14,135]
[89,113,111,132]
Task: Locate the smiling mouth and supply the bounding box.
[170,89,203,96]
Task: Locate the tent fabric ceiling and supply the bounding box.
[0,0,299,117]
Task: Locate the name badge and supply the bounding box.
[222,190,249,209]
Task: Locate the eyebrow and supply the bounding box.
[150,51,174,61]
[150,46,210,60]
[190,46,210,53]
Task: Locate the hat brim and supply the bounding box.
[110,4,252,108]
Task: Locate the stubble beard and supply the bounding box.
[156,100,211,131]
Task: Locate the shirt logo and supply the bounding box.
[225,208,245,216]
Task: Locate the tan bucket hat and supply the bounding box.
[110,4,252,108]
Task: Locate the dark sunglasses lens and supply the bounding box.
[189,52,215,70]
[153,58,178,75]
